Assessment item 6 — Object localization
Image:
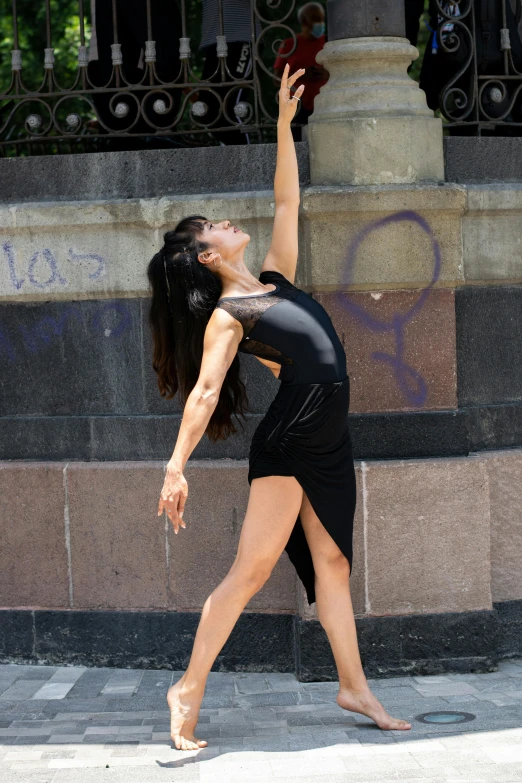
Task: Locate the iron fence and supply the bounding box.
[3,0,522,156]
[0,0,313,155]
[423,0,522,132]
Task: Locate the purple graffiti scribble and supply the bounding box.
[28,248,67,289]
[3,241,24,290]
[91,301,132,338]
[0,302,132,364]
[21,306,83,353]
[339,210,441,407]
[68,249,106,280]
[3,243,107,290]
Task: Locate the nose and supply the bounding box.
[222,220,230,229]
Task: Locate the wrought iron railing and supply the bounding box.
[3,0,522,156]
[424,0,522,132]
[0,0,310,155]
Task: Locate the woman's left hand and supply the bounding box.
[278,63,305,124]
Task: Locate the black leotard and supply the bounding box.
[215,269,356,606]
[215,270,347,385]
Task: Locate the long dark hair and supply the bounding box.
[146,215,249,442]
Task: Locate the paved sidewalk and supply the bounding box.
[1,658,522,782]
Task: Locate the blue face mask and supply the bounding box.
[311,21,325,38]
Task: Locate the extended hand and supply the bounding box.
[158,464,188,534]
[278,63,305,123]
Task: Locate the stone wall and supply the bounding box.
[0,145,521,676]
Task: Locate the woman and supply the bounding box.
[147,64,412,752]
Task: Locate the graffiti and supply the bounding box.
[2,241,106,290]
[0,301,132,364]
[340,211,441,407]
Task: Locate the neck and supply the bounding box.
[217,262,267,297]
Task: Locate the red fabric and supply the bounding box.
[274,33,328,112]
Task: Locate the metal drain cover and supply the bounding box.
[415,710,476,724]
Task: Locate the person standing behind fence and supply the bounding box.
[273,2,328,141]
[198,0,261,145]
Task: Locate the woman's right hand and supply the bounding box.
[158,463,188,534]
[278,63,305,124]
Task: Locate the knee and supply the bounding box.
[230,557,273,595]
[316,550,351,581]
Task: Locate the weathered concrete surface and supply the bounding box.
[0,183,466,302]
[0,142,310,203]
[0,464,69,608]
[463,185,522,281]
[486,449,522,603]
[364,455,492,616]
[67,462,169,610]
[445,137,522,183]
[456,285,522,406]
[1,451,519,618]
[303,183,465,289]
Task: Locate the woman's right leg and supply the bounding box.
[168,474,303,750]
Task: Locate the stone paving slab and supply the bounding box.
[0,659,521,781]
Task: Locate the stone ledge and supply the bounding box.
[2,404,521,461]
[1,603,519,677]
[0,142,311,204]
[0,183,466,301]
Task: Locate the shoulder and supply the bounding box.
[209,304,243,332]
[205,306,245,349]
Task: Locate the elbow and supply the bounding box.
[275,194,300,205]
[193,384,220,408]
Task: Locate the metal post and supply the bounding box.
[326,0,406,40]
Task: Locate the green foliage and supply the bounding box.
[0,0,91,91]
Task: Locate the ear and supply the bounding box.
[197,249,219,266]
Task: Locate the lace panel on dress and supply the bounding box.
[215,294,294,366]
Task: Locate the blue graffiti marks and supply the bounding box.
[2,241,106,290]
[339,210,442,407]
[0,301,132,364]
[68,248,106,281]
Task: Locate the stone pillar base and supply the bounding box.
[308,115,444,185]
[308,36,445,186]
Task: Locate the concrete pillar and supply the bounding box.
[307,0,445,186]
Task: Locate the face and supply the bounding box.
[302,6,325,32]
[197,219,250,266]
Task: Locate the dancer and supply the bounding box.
[146,64,412,751]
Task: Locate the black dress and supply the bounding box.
[215,270,356,605]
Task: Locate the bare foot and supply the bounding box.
[336,686,412,731]
[166,676,208,750]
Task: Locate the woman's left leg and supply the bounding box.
[298,491,412,731]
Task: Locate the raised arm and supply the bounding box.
[157,309,242,532]
[260,64,305,285]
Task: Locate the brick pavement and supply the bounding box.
[1,658,522,782]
